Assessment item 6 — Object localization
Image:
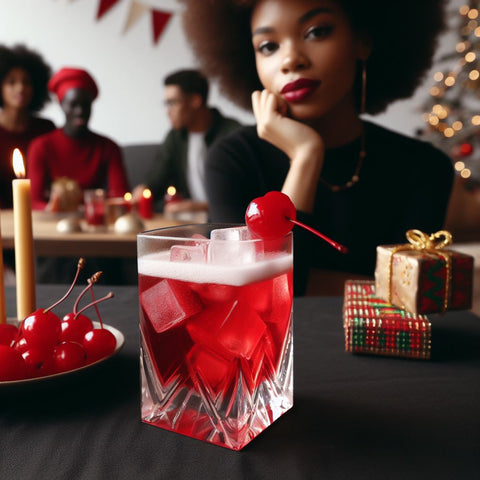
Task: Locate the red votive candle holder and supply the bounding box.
[138,188,154,219]
[164,185,182,205]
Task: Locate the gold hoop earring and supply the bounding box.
[361,59,367,115]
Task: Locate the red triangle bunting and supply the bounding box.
[97,0,121,20]
[151,9,172,44]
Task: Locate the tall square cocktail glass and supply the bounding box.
[137,224,293,450]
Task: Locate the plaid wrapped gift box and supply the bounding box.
[343,280,431,360]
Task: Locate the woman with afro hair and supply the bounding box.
[181,0,454,295]
[0,44,55,208]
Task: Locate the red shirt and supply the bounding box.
[0,116,55,208]
[27,128,129,210]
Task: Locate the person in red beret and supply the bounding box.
[27,66,129,210]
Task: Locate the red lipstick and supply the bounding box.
[281,78,320,102]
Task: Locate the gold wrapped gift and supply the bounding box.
[375,230,473,315]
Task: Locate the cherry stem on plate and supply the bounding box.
[44,258,85,313]
[88,279,104,328]
[73,271,103,315]
[75,292,114,319]
[287,218,348,254]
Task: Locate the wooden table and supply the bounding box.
[0,209,187,258]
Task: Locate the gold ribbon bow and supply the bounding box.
[405,229,452,251]
[388,229,453,312]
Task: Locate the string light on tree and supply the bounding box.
[420,1,480,191]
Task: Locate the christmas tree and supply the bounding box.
[421,1,480,192]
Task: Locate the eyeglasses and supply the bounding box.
[163,98,184,108]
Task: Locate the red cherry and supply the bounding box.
[22,309,62,350]
[0,324,19,346]
[60,313,94,344]
[22,347,55,378]
[0,345,27,381]
[14,336,29,354]
[245,191,348,253]
[53,342,87,373]
[245,191,296,240]
[83,329,116,363]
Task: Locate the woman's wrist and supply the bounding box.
[283,149,324,213]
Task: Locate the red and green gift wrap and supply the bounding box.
[343,280,431,360]
[374,230,473,315]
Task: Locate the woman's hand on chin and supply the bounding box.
[252,89,325,213]
[251,89,323,162]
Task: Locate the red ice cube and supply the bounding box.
[190,283,237,304]
[140,278,203,334]
[242,272,293,324]
[187,345,236,396]
[187,300,267,360]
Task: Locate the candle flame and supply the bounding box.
[124,192,132,202]
[167,186,176,196]
[12,148,25,178]
[143,188,152,199]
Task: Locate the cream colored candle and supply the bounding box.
[12,148,36,320]
[0,209,6,324]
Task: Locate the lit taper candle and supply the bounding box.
[12,148,36,320]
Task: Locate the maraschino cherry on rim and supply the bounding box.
[245,191,348,253]
[245,191,296,240]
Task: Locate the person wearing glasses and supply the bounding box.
[132,69,241,214]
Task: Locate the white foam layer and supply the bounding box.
[138,251,292,286]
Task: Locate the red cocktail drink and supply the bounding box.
[84,189,106,228]
[138,225,293,450]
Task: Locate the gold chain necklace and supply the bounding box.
[319,132,366,192]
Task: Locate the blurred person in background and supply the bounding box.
[27,67,130,284]
[27,67,129,211]
[133,69,241,215]
[0,44,54,208]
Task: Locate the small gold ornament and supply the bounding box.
[50,177,83,212]
[56,216,82,233]
[114,212,145,234]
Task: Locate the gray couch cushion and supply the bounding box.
[122,143,159,189]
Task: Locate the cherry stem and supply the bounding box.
[88,280,104,328]
[287,218,348,254]
[75,292,114,319]
[73,271,103,314]
[44,258,85,313]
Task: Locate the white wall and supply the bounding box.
[0,0,462,146]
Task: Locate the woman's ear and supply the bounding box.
[189,93,204,109]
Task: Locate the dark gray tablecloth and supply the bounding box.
[1,285,479,480]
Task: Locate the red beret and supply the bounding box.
[48,67,99,102]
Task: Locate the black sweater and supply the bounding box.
[205,121,454,295]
